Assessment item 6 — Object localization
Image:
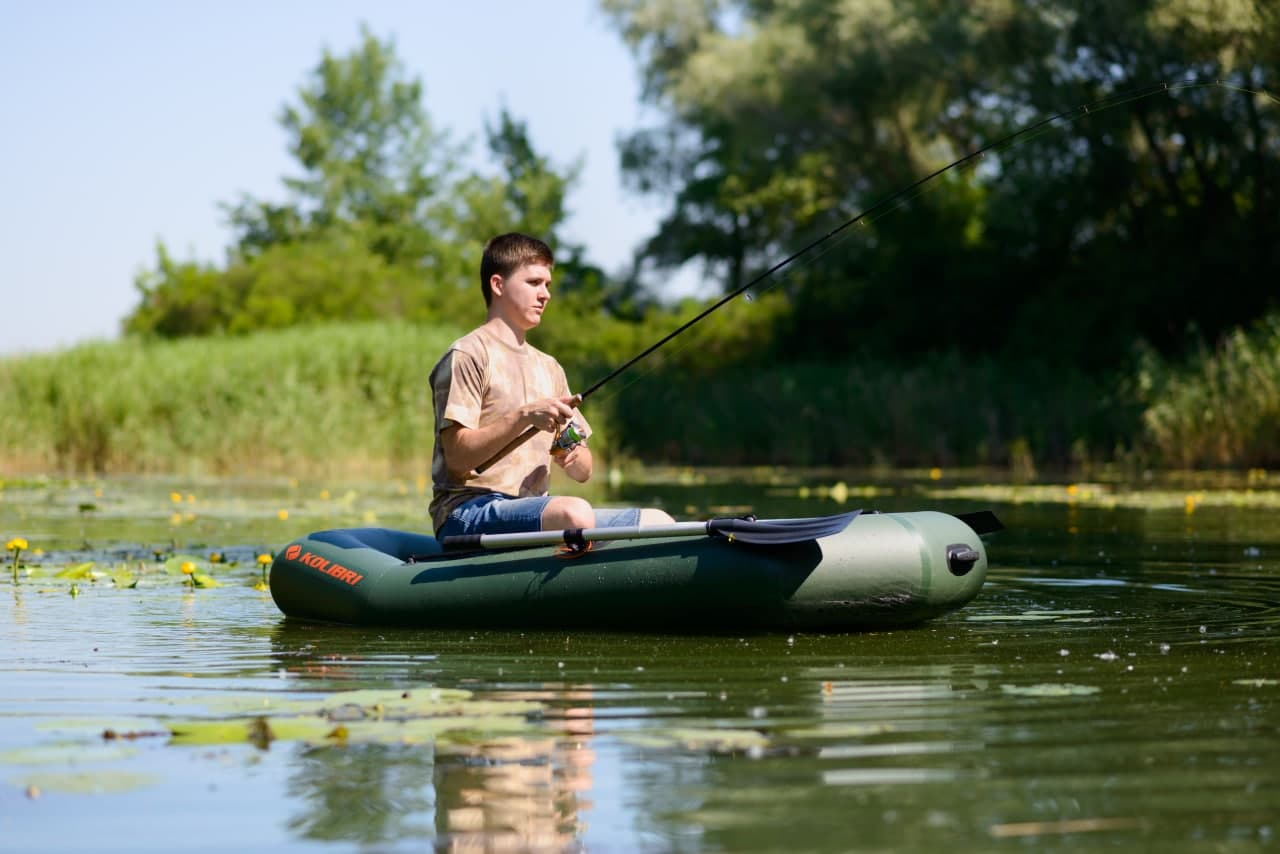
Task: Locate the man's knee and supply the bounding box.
[541,496,595,530]
[639,508,675,526]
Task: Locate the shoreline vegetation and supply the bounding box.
[2,314,1277,478]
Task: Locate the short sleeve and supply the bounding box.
[431,349,485,432]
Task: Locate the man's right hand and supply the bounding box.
[522,396,578,433]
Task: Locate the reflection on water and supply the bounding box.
[269,629,598,850]
[1,479,1278,851]
[432,700,595,851]
[287,744,437,844]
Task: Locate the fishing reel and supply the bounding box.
[551,420,587,457]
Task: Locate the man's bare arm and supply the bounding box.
[442,396,577,476]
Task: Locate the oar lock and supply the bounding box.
[945,543,981,576]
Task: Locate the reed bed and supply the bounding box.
[1139,315,1280,469]
[0,322,461,477]
[3,314,1278,474]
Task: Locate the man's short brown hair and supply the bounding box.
[480,233,554,305]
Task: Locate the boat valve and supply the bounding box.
[945,544,981,576]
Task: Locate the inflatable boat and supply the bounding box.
[268,509,1000,631]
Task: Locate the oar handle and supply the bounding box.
[473,395,582,475]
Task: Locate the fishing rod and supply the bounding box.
[476,78,1241,474]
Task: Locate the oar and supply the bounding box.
[953,510,1004,536]
[438,510,862,552]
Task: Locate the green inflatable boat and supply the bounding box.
[269,509,1000,631]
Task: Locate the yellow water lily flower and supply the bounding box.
[180,561,196,575]
[6,537,28,552]
[257,553,272,566]
[277,510,289,521]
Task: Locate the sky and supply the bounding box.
[0,0,681,356]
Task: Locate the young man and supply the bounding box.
[429,233,674,538]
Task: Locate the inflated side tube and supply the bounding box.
[269,511,993,631]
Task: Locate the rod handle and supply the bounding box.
[473,427,539,475]
[473,395,582,475]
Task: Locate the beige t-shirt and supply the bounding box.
[428,326,589,531]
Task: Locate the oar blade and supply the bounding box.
[952,510,1004,536]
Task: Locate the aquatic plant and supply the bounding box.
[6,536,26,581]
[255,553,272,591]
[1138,314,1280,468]
[177,559,220,590]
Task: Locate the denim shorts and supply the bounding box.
[436,493,642,538]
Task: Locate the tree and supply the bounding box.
[225,25,465,269]
[126,29,595,338]
[603,0,1280,368]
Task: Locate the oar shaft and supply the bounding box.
[442,521,712,550]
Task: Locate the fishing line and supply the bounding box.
[578,80,1230,401]
[480,77,1275,471]
[575,79,1242,408]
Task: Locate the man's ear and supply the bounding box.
[488,273,505,298]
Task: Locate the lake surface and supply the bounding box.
[1,472,1277,851]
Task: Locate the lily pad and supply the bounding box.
[36,718,164,737]
[966,610,1096,623]
[0,743,140,766]
[161,687,545,747]
[166,716,332,747]
[1000,683,1101,697]
[54,562,99,581]
[781,722,898,739]
[10,770,159,794]
[308,714,543,747]
[190,686,484,717]
[620,728,769,753]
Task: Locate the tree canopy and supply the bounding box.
[603,0,1280,369]
[125,29,591,338]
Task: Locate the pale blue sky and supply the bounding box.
[1,0,682,355]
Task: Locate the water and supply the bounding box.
[2,474,1278,851]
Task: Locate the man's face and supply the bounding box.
[492,263,552,330]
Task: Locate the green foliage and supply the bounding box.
[607,349,1138,468]
[128,237,482,338]
[0,322,463,475]
[227,26,465,268]
[603,0,1280,370]
[6,313,1280,472]
[124,30,588,339]
[1137,313,1280,467]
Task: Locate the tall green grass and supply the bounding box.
[0,322,462,476]
[606,355,1137,472]
[1137,314,1280,469]
[3,313,1278,475]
